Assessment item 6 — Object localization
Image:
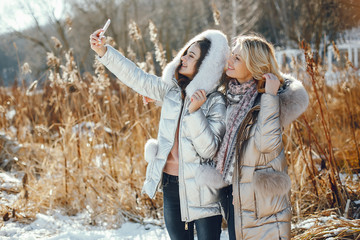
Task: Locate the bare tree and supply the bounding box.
[259,0,360,50]
[3,0,358,84]
[6,0,71,53]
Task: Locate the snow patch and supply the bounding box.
[1,211,230,240]
[5,109,16,121]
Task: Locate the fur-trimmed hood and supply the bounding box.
[162,30,230,97]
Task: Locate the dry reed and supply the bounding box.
[0,35,162,227]
[284,41,360,229]
[212,3,221,26]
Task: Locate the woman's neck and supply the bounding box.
[235,76,253,84]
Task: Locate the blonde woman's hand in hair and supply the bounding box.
[263,73,280,96]
[90,29,107,57]
[188,90,207,113]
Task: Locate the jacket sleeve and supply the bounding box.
[254,93,282,153]
[183,93,226,159]
[97,45,170,101]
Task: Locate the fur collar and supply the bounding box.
[161,30,230,97]
[251,73,309,127]
[278,73,309,127]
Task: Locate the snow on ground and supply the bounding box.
[1,171,358,239]
[0,172,23,206]
[0,169,230,239]
[291,215,336,230]
[0,211,229,240]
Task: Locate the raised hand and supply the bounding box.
[263,73,280,96]
[89,29,107,57]
[188,90,207,113]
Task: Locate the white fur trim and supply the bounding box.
[253,170,291,197]
[279,73,309,127]
[195,165,229,189]
[162,30,230,97]
[144,139,158,163]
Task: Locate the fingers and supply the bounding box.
[90,30,102,42]
[92,29,103,38]
[191,90,206,102]
[90,36,105,46]
[263,73,280,85]
[188,90,207,113]
[90,29,105,47]
[263,73,280,95]
[193,92,201,101]
[263,73,279,82]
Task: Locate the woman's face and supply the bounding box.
[226,49,252,84]
[179,43,200,79]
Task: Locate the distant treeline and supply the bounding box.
[0,0,359,85]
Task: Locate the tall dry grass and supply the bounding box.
[0,20,359,236]
[0,23,167,227]
[283,42,360,236]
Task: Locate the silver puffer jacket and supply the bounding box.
[98,30,230,222]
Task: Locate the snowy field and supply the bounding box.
[1,171,359,239]
[0,168,228,240]
[2,210,356,240]
[0,211,229,240]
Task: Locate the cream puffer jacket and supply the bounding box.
[98,30,230,222]
[233,76,309,240]
[196,74,309,239]
[231,75,308,240]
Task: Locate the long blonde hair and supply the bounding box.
[232,34,283,92]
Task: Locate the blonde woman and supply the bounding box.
[197,34,309,239]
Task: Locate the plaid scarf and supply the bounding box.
[215,78,258,183]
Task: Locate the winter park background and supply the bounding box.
[0,0,360,239]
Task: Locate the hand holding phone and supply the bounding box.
[90,19,110,57]
[99,19,111,38]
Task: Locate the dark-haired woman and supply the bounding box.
[90,29,229,240]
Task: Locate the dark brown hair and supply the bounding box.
[175,38,211,99]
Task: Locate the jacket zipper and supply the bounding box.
[178,97,190,225]
[154,89,184,194]
[157,84,189,223]
[232,105,261,238]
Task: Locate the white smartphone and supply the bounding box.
[99,19,111,38]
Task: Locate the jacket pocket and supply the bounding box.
[195,164,229,189]
[200,185,220,206]
[253,168,291,219]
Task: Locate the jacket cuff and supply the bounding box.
[97,45,116,66]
